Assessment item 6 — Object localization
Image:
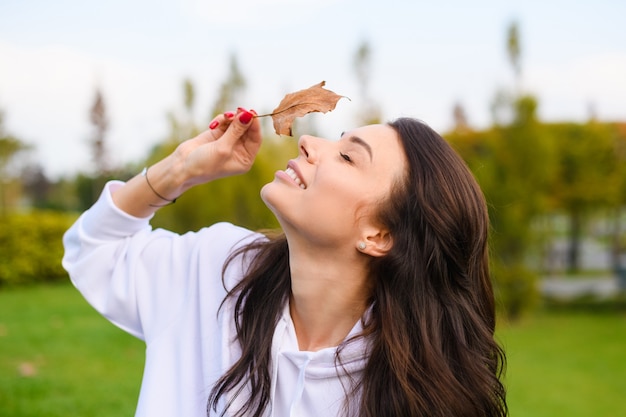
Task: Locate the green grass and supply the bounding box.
[1,284,625,416]
[0,283,144,417]
[498,310,626,417]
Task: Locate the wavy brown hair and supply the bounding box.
[208,118,507,417]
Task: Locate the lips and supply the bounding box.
[285,163,306,189]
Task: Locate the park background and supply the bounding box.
[1,0,625,416]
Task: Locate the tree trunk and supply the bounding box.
[567,208,582,273]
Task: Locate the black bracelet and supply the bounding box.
[141,167,177,207]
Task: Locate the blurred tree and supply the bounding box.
[75,172,100,211]
[609,123,626,276]
[89,87,110,175]
[490,89,515,127]
[450,20,563,318]
[506,20,522,93]
[547,121,621,272]
[145,133,296,233]
[184,78,195,116]
[352,39,381,125]
[490,20,523,127]
[489,96,556,318]
[43,175,82,212]
[161,78,201,147]
[141,71,299,233]
[447,95,556,319]
[0,110,30,216]
[458,20,553,319]
[182,77,198,140]
[210,53,246,118]
[22,163,51,209]
[83,87,112,206]
[451,101,470,132]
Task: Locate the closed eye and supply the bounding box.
[339,152,353,163]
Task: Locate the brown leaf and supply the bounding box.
[265,81,346,136]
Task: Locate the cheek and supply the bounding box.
[314,171,386,211]
[308,177,360,207]
[311,188,374,229]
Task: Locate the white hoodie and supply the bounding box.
[62,182,368,417]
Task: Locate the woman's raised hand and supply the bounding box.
[111,107,262,218]
[175,108,262,188]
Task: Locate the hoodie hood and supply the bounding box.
[268,303,370,417]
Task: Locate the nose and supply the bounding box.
[298,135,323,163]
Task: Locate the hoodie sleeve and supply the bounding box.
[62,181,259,342]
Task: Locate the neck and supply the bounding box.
[287,239,371,352]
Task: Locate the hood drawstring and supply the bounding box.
[267,303,371,417]
[288,353,313,416]
[268,310,289,417]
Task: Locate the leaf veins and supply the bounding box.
[257,81,347,136]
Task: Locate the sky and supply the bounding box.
[0,0,625,178]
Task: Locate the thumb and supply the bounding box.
[219,109,256,147]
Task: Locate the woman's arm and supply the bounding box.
[113,108,261,218]
[62,107,262,340]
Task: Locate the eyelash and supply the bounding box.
[339,152,353,163]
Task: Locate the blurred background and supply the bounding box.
[1,1,625,416]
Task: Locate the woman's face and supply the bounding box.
[261,124,407,248]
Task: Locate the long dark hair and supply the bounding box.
[208,118,507,416]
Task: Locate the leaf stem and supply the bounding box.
[253,103,321,118]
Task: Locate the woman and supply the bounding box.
[63,108,507,417]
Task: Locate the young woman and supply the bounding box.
[63,108,507,417]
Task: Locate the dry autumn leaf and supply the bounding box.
[258,81,347,136]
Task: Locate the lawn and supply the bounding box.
[0,283,144,417]
[498,308,626,417]
[1,283,625,416]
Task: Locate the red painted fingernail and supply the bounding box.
[239,111,253,124]
[209,120,219,129]
[249,109,257,116]
[237,107,247,113]
[224,111,235,118]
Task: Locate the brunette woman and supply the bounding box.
[63,107,507,417]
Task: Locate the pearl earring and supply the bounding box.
[358,242,366,250]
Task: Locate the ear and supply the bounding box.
[358,227,393,258]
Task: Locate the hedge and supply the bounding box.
[0,211,77,286]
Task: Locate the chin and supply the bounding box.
[260,182,272,205]
[260,183,279,215]
[261,183,294,230]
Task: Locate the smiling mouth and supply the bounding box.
[285,167,306,189]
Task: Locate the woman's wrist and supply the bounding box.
[110,154,187,218]
[141,166,177,207]
[145,154,189,202]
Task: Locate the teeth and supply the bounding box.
[285,167,306,189]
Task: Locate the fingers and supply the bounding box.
[178,107,262,182]
[207,111,236,139]
[218,107,260,148]
[206,108,257,138]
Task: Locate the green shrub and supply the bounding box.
[492,262,540,321]
[0,211,77,286]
